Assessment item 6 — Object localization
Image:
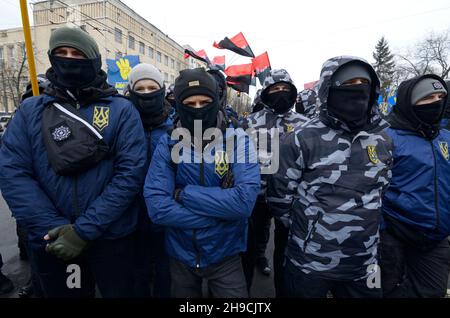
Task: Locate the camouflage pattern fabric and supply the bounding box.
[267,56,393,280]
[243,69,308,196]
[298,89,318,119]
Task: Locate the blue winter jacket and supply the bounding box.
[0,93,147,247]
[143,125,260,268]
[383,127,450,241]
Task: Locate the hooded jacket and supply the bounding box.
[298,89,318,119]
[383,75,450,243]
[0,70,147,247]
[243,70,308,197]
[267,56,393,280]
[144,113,260,268]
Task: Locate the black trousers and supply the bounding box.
[133,213,171,298]
[170,255,248,298]
[273,218,289,298]
[29,234,135,298]
[242,200,272,291]
[284,259,382,298]
[380,230,450,298]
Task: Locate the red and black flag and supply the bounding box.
[184,49,211,66]
[227,80,250,94]
[213,32,255,58]
[212,55,226,71]
[252,52,271,85]
[225,63,254,94]
[225,63,254,84]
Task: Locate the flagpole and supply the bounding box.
[19,0,39,97]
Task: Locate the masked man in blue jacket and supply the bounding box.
[381,74,450,298]
[0,27,147,298]
[127,63,173,298]
[144,68,260,298]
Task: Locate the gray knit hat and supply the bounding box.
[128,63,164,90]
[49,27,100,59]
[411,77,448,105]
[331,62,372,86]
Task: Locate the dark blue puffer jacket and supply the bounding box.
[143,123,260,268]
[383,128,450,241]
[0,93,147,247]
[383,75,450,242]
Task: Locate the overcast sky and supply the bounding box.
[1,0,450,95]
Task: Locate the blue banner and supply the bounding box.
[106,55,140,94]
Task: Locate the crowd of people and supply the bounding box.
[0,26,449,298]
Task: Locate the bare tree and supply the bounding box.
[395,29,450,82]
[0,44,29,111]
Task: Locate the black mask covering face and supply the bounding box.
[413,99,445,126]
[129,87,167,128]
[265,91,295,114]
[177,99,219,136]
[295,100,305,114]
[49,54,102,89]
[327,83,372,131]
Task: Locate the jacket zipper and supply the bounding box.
[430,141,440,232]
[303,212,322,252]
[192,159,205,269]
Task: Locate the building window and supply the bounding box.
[170,58,175,69]
[177,62,181,71]
[170,74,175,83]
[8,46,16,67]
[148,47,154,59]
[0,47,4,67]
[164,55,169,66]
[164,72,169,82]
[156,51,162,63]
[115,28,122,44]
[128,35,135,50]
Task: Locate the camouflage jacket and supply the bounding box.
[298,89,318,119]
[244,69,308,197]
[243,108,307,197]
[267,56,394,280]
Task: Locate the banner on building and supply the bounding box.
[106,55,140,94]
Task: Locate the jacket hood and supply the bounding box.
[260,69,298,104]
[388,74,448,139]
[298,89,318,117]
[317,56,384,132]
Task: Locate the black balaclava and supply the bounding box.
[48,54,102,90]
[174,68,219,135]
[327,62,373,131]
[410,77,448,126]
[47,27,102,90]
[295,97,305,114]
[265,89,296,114]
[129,87,168,129]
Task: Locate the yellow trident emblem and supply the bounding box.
[285,124,294,133]
[93,106,110,131]
[367,145,379,164]
[214,150,229,178]
[439,141,449,161]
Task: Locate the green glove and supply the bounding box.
[45,225,88,262]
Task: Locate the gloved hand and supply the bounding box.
[45,225,88,262]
